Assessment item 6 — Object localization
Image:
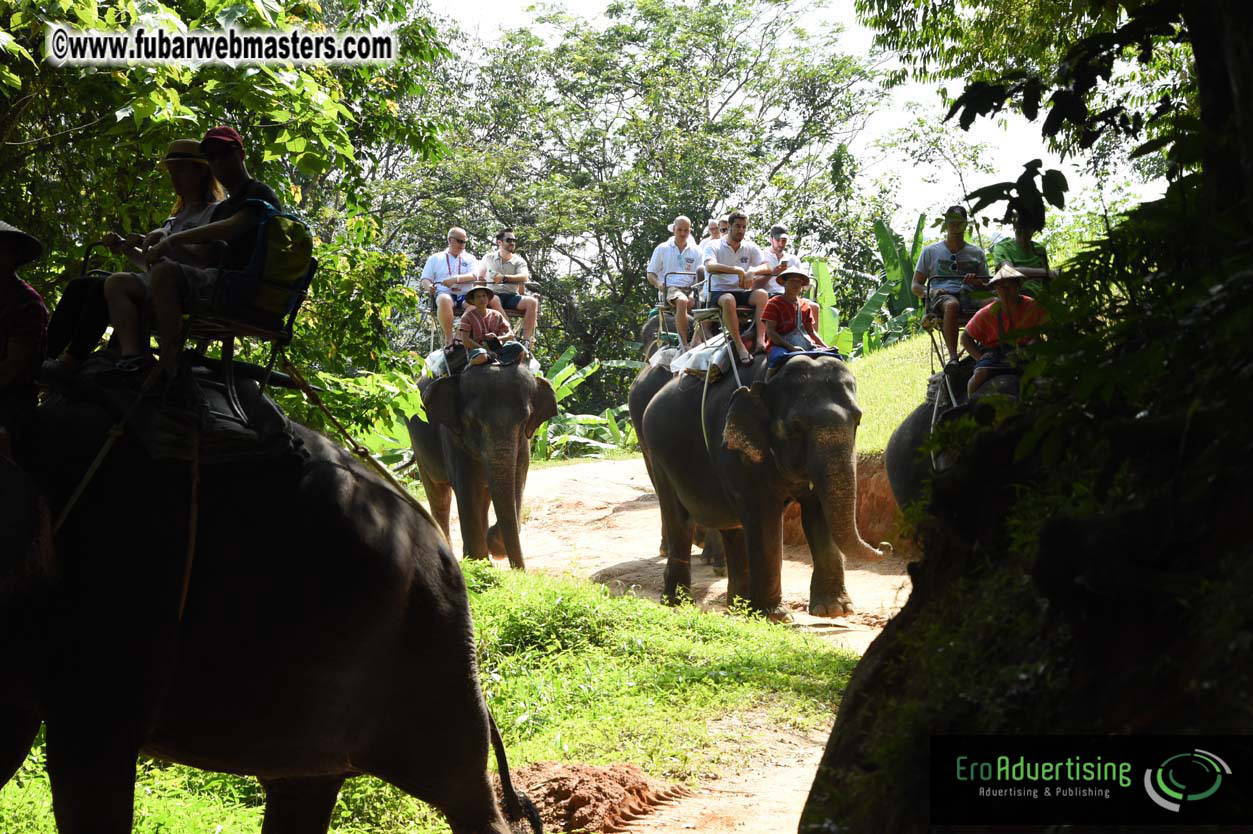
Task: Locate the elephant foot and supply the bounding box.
[487,525,507,560]
[761,603,793,624]
[699,548,726,570]
[661,584,692,607]
[809,590,854,618]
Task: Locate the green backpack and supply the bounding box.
[221,198,314,325]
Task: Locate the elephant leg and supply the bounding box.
[451,464,489,560]
[362,715,511,834]
[420,468,454,544]
[653,476,693,605]
[700,527,726,574]
[719,528,751,609]
[0,707,40,787]
[800,495,853,617]
[260,774,348,834]
[45,717,140,834]
[741,507,790,622]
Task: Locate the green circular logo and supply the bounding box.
[1144,749,1231,812]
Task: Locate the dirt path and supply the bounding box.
[447,456,911,833]
[450,456,912,655]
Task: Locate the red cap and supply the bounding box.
[200,125,245,152]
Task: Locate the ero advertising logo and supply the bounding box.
[931,735,1252,826]
[1143,749,1231,811]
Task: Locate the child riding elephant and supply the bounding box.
[456,281,526,366]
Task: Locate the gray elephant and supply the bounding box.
[638,354,891,620]
[0,379,540,834]
[628,357,724,570]
[885,366,1020,509]
[408,363,557,569]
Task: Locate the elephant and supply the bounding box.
[0,377,540,834]
[627,357,724,571]
[407,363,558,569]
[885,364,1021,509]
[638,353,891,620]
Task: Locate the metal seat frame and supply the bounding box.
[185,257,319,423]
[417,278,542,353]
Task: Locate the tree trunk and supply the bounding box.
[1182,0,1253,232]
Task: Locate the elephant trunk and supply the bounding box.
[812,438,891,563]
[488,440,526,570]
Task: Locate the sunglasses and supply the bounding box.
[503,237,517,243]
[449,237,467,244]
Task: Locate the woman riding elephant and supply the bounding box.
[0,381,540,834]
[638,350,891,620]
[408,361,557,569]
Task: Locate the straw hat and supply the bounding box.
[775,264,812,287]
[465,279,495,301]
[159,138,210,169]
[987,263,1024,285]
[0,221,43,266]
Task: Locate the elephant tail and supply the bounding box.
[489,709,543,833]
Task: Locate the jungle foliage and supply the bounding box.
[803,2,1253,829]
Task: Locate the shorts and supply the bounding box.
[974,347,1016,370]
[767,346,845,369]
[710,289,755,307]
[496,292,525,311]
[173,263,223,307]
[665,286,697,305]
[927,287,979,316]
[436,291,467,313]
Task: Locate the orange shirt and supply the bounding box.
[761,295,818,350]
[965,295,1046,349]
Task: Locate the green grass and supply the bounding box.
[1,563,857,833]
[849,333,934,454]
[528,447,641,469]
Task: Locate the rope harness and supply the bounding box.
[279,359,437,526]
[53,361,202,621]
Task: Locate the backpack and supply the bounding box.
[218,198,314,326]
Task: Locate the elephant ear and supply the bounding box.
[423,377,462,433]
[722,382,771,465]
[526,377,559,439]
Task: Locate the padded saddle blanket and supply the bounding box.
[47,356,308,467]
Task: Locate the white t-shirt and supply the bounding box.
[700,237,722,261]
[421,249,480,295]
[163,202,220,234]
[914,240,988,294]
[647,238,704,288]
[762,249,802,295]
[704,238,765,292]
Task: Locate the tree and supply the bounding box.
[856,0,1251,231]
[365,0,885,412]
[0,0,446,285]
